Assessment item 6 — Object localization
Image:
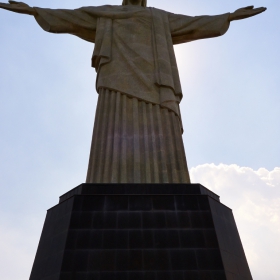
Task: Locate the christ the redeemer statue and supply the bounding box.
[0,1,266,184]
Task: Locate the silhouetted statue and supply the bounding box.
[0,1,266,183]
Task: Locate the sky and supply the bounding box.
[0,0,279,279]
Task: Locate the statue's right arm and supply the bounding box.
[168,5,266,45]
[168,12,231,45]
[0,1,36,15]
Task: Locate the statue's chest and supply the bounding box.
[112,11,153,47]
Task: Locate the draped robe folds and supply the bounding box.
[34,5,230,183]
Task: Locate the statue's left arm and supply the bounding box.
[33,7,98,43]
[169,6,266,45]
[0,1,99,43]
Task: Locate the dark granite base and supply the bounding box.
[29,184,252,280]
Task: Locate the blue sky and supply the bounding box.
[0,0,279,279]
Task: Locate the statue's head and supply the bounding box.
[122,0,147,7]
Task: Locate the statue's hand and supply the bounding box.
[229,6,266,21]
[0,1,36,15]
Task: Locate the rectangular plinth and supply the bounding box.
[30,184,252,280]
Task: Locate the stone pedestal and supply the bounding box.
[29,184,252,280]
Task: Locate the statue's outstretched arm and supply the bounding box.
[169,5,267,45]
[0,1,36,15]
[229,6,266,21]
[0,1,98,43]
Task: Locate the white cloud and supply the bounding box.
[190,164,280,280]
[0,229,30,278]
[0,218,41,280]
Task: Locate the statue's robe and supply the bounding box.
[34,5,230,183]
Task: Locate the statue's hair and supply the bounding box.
[122,0,147,7]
